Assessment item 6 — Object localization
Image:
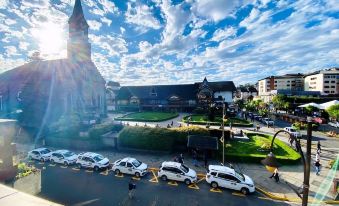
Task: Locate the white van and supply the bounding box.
[158,161,197,185]
[206,165,255,195]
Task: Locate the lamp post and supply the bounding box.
[222,102,225,165]
[261,117,313,206]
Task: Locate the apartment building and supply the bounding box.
[304,68,339,95]
[273,74,304,91]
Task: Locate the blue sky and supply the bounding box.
[0,0,338,86]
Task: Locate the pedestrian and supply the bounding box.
[230,122,233,130]
[128,178,136,199]
[315,160,321,175]
[269,168,280,183]
[317,141,321,153]
[203,153,208,168]
[256,124,260,131]
[192,149,198,167]
[167,124,171,128]
[173,155,179,162]
[178,153,184,164]
[171,121,174,126]
[315,151,320,162]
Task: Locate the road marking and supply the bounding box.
[85,169,93,173]
[196,177,205,183]
[168,181,178,186]
[60,165,68,169]
[258,197,271,200]
[232,192,245,197]
[210,188,222,193]
[149,171,158,183]
[100,170,109,176]
[72,167,80,171]
[132,176,140,181]
[188,183,199,190]
[48,164,56,167]
[115,173,124,178]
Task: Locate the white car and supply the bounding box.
[50,150,78,166]
[76,152,110,171]
[112,157,148,177]
[27,148,52,162]
[263,118,274,126]
[158,161,197,185]
[284,127,301,138]
[329,121,339,128]
[206,165,255,195]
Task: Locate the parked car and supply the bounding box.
[313,117,326,124]
[112,157,148,177]
[50,150,78,166]
[27,148,52,162]
[158,161,197,185]
[254,115,262,121]
[76,152,110,171]
[284,127,301,138]
[328,121,339,128]
[262,118,274,126]
[206,165,255,195]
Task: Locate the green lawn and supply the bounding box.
[224,133,301,164]
[115,112,179,122]
[182,115,253,127]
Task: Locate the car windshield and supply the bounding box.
[180,165,189,173]
[132,159,142,167]
[64,151,75,157]
[290,128,296,132]
[40,149,51,154]
[234,171,245,181]
[93,155,104,162]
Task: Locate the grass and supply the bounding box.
[182,115,253,127]
[115,112,179,122]
[224,132,301,164]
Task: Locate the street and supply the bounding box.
[31,162,293,206]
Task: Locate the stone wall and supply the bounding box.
[13,170,41,195]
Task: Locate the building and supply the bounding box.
[116,78,236,112]
[0,0,106,130]
[106,81,120,111]
[304,68,339,95]
[235,86,258,101]
[273,73,304,91]
[0,119,17,181]
[258,76,274,97]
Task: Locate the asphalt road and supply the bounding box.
[30,162,293,206]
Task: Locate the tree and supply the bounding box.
[28,51,43,62]
[272,94,287,111]
[326,104,339,120]
[304,105,318,115]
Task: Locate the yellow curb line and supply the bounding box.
[115,173,124,178]
[256,187,289,201]
[60,166,68,169]
[132,176,140,180]
[149,171,158,183]
[100,170,109,176]
[210,188,222,193]
[72,167,80,171]
[232,192,245,197]
[168,181,178,186]
[188,183,199,190]
[85,169,93,173]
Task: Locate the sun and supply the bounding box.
[31,22,66,59]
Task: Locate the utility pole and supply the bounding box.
[302,118,312,206]
[222,101,225,165]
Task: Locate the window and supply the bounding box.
[325,81,329,83]
[331,81,336,83]
[93,155,104,162]
[132,160,142,167]
[325,91,329,93]
[217,173,238,182]
[324,86,329,88]
[126,163,133,168]
[180,165,189,173]
[210,172,217,176]
[331,86,335,88]
[32,151,39,155]
[331,91,335,93]
[119,161,126,167]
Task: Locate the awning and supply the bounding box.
[318,100,339,110]
[187,135,219,150]
[298,102,320,108]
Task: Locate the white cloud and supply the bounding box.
[101,17,112,26]
[211,27,236,42]
[125,2,161,31]
[120,27,125,34]
[88,20,102,30]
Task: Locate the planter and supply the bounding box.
[13,170,41,195]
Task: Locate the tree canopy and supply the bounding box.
[326,104,339,120]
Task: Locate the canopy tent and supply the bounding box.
[318,100,339,110]
[298,102,321,108]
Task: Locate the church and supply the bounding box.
[0,0,106,129]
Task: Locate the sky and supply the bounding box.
[0,0,338,86]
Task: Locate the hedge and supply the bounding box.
[115,112,179,122]
[182,115,253,127]
[88,123,124,139]
[118,126,209,151]
[223,132,301,165]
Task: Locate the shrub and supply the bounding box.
[16,163,37,179]
[88,123,124,139]
[115,112,179,122]
[118,126,209,151]
[182,115,253,127]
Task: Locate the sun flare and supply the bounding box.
[31,22,66,59]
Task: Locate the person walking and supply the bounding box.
[203,153,208,169]
[269,168,280,183]
[178,153,184,164]
[317,141,321,153]
[192,149,198,167]
[256,123,260,131]
[315,160,321,175]
[128,178,136,199]
[315,151,320,162]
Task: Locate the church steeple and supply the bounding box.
[67,0,91,62]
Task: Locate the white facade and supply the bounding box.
[214,91,233,103]
[258,78,272,96]
[273,76,303,91]
[304,69,339,95]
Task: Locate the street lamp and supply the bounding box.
[261,116,312,206]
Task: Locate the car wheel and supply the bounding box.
[184,179,191,185]
[77,163,82,169]
[241,188,249,195]
[94,166,99,172]
[211,182,218,188]
[115,169,120,175]
[51,159,55,164]
[135,172,140,178]
[64,161,68,166]
[161,175,167,181]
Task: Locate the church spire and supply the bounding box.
[67,0,91,62]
